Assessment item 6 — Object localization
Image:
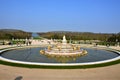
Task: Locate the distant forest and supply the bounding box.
[0,29,31,39]
[0,29,120,43]
[38,31,120,42]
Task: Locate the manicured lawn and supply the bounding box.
[0,59,120,69]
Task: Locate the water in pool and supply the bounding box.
[1,47,119,63]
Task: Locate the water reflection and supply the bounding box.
[43,53,87,63]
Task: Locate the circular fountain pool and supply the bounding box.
[0,47,119,63]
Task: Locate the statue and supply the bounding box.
[62,35,67,44]
[63,35,66,41]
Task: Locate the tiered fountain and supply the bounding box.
[40,35,87,62]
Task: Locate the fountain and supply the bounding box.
[40,35,87,62]
[0,37,119,65]
[1,34,119,67]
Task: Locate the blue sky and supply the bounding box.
[0,0,120,33]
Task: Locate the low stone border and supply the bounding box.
[0,46,120,66]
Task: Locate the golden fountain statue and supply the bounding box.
[40,35,87,63]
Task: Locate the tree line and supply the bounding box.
[38,31,120,42]
[0,29,119,43]
[0,29,31,40]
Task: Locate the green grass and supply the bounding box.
[0,59,120,69]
